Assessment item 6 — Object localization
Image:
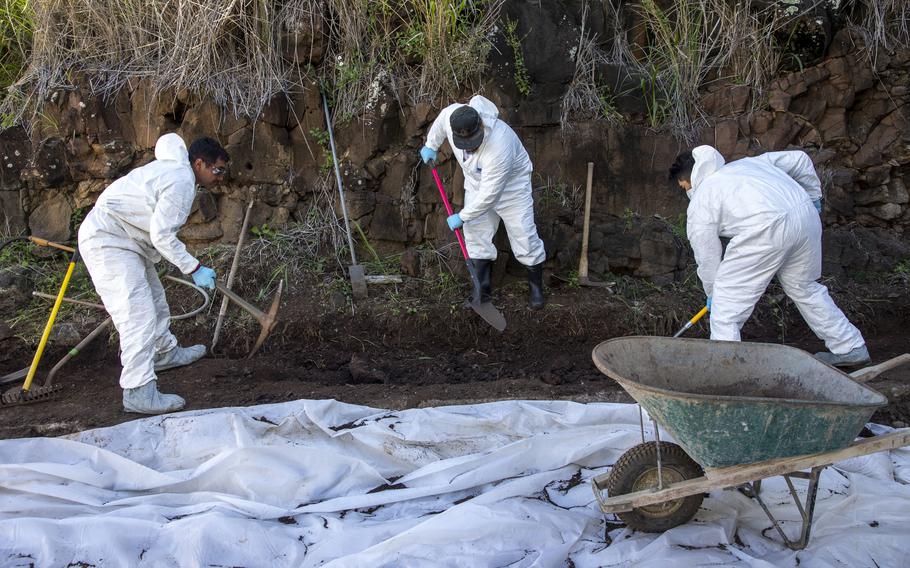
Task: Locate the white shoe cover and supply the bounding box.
[122,380,185,414]
[154,344,206,372]
[814,345,870,368]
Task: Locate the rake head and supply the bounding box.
[1,384,65,407]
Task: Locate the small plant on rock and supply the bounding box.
[504,18,531,97]
[308,128,334,175]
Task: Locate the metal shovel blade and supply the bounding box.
[468,299,507,332]
[463,259,506,332]
[349,264,367,300]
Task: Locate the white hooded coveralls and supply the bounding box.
[425,95,546,266]
[77,134,202,389]
[686,145,864,354]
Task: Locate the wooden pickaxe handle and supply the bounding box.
[29,236,76,253]
[215,282,267,320]
[214,280,283,358]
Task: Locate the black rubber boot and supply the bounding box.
[526,262,546,310]
[464,259,494,306]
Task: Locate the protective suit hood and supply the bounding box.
[690,145,726,194]
[154,133,191,165]
[468,95,500,123]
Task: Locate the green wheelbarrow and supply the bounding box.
[590,336,910,550]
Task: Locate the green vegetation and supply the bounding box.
[0,236,101,344]
[667,213,686,240]
[250,224,279,241]
[533,174,581,211]
[893,259,910,285]
[69,206,89,236]
[353,220,401,276]
[308,128,334,175]
[0,0,32,90]
[503,18,530,97]
[622,208,636,232]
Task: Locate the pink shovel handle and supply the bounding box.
[431,167,471,260]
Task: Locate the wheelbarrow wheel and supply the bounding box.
[605,441,704,532]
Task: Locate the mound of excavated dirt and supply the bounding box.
[2,277,909,440]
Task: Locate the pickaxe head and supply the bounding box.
[214,280,283,358]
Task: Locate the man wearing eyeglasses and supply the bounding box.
[78,134,230,414]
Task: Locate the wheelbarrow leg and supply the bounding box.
[747,466,823,550]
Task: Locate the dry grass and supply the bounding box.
[604,0,816,139]
[323,0,503,120]
[560,3,623,130]
[3,0,298,126]
[241,173,348,274]
[0,0,504,129]
[0,1,904,138]
[845,0,910,65]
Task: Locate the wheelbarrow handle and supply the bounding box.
[850,353,910,383]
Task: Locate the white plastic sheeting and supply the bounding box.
[1,400,908,567]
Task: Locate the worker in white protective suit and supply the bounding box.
[669,145,869,367]
[419,95,547,309]
[78,134,229,414]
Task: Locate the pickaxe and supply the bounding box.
[215,280,283,358]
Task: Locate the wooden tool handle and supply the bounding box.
[29,236,75,253]
[850,354,910,383]
[579,162,594,279]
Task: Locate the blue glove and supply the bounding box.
[420,146,437,165]
[812,199,822,213]
[446,213,463,231]
[191,265,216,290]
[706,296,712,311]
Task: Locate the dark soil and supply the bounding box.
[1,273,909,440]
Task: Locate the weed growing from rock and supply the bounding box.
[503,18,531,97]
[561,4,624,130]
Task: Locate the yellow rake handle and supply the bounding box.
[672,306,710,338]
[22,251,79,392]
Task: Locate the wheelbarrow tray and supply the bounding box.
[592,337,887,468]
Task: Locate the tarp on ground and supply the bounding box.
[1,400,909,567]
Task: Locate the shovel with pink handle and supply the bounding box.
[430,164,506,332]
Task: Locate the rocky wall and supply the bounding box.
[0,3,907,284]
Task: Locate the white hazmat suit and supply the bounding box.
[424,95,546,266]
[78,134,204,390]
[686,145,865,354]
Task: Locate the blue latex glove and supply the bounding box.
[191,265,216,290]
[420,146,437,165]
[706,296,712,311]
[812,199,822,213]
[447,213,463,231]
